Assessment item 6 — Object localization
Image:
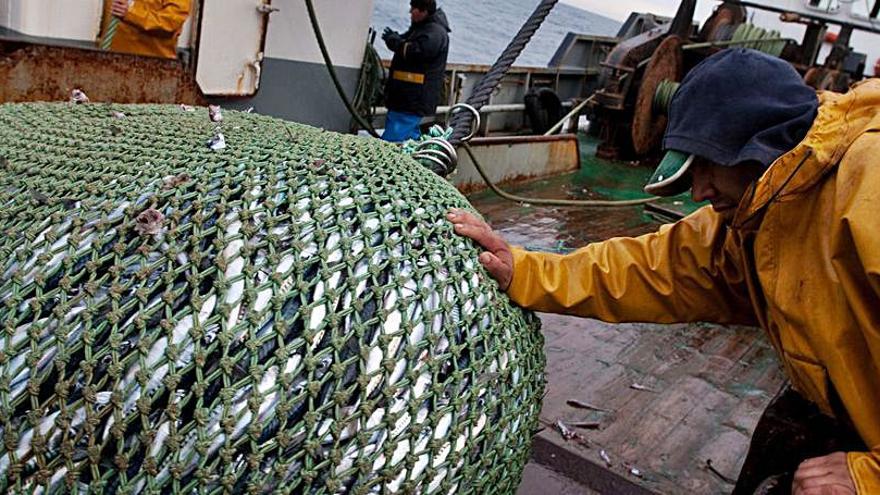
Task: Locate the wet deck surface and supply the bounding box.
[467,137,787,494]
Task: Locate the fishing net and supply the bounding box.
[0,103,544,494]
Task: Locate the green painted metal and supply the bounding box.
[0,103,544,494]
[652,80,680,116]
[730,23,786,58]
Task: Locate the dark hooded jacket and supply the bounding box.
[385,9,451,116]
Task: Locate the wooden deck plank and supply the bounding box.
[532,314,786,494]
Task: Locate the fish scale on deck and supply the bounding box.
[0,102,545,494]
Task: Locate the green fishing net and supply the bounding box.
[0,102,544,494]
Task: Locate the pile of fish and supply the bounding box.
[0,102,544,494]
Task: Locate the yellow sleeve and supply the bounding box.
[835,131,880,494]
[832,130,880,378]
[124,0,190,37]
[849,451,880,494]
[506,206,757,324]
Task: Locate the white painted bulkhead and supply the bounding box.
[263,0,373,69]
[0,0,102,40]
[213,0,377,131]
[196,0,373,97]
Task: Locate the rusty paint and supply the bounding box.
[465,134,579,146]
[631,35,682,155]
[547,136,578,170]
[236,70,246,94]
[699,3,747,41]
[452,134,581,195]
[456,172,540,196]
[0,42,204,105]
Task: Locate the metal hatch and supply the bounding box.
[195,0,275,96]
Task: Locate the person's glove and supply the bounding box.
[382,27,403,52]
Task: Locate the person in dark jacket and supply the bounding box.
[381,0,451,142]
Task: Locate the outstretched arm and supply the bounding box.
[449,206,757,325]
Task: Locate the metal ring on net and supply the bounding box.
[414,138,458,165]
[412,137,459,176]
[413,146,456,166]
[411,149,452,175]
[416,135,457,160]
[448,103,481,143]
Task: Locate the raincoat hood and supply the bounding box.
[646,48,819,196]
[735,78,880,225]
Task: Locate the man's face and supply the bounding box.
[689,158,765,221]
[410,7,428,23]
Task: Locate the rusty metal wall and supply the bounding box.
[452,134,581,194]
[0,43,204,104]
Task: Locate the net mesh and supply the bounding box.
[0,102,544,494]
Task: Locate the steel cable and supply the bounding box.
[448,0,560,146]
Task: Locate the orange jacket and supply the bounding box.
[507,79,880,492]
[102,0,191,59]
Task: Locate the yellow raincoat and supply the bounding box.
[101,0,191,59]
[508,79,880,492]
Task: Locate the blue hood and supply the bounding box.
[663,48,819,168]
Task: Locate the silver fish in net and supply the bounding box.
[0,102,544,494]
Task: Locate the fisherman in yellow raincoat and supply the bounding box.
[102,0,191,59]
[450,48,880,494]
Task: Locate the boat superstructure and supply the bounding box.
[0,0,375,131]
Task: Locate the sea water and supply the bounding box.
[371,0,621,67]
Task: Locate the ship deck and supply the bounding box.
[465,136,787,495]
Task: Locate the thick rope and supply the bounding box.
[462,143,658,207]
[101,16,120,51]
[351,40,385,133]
[304,0,381,137]
[448,0,559,146]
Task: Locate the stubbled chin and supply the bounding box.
[711,204,736,222]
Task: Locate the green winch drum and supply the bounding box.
[0,103,544,494]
